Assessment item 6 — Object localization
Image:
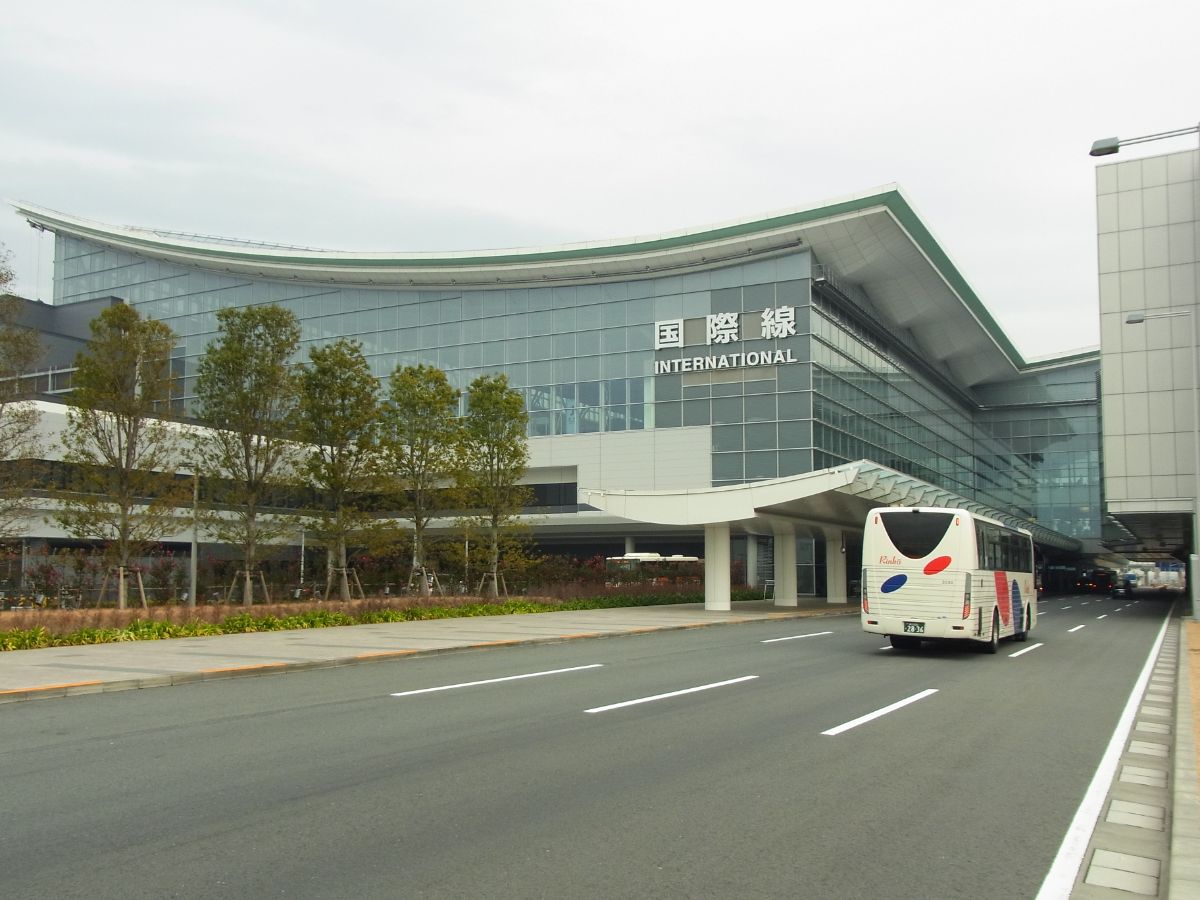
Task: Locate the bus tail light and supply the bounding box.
[962,573,972,619]
[861,570,869,613]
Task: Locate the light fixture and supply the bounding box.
[1090,124,1198,157]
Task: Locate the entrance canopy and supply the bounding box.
[581,459,1079,552]
[582,460,1079,611]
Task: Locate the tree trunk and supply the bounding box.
[486,526,500,599]
[338,537,350,601]
[242,567,254,606]
[415,533,430,597]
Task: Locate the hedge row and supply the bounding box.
[0,590,765,651]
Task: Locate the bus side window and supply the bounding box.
[1001,533,1015,571]
[975,522,989,569]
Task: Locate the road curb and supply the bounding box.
[1170,621,1200,895]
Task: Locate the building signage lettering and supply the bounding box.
[654,349,797,374]
[653,305,798,375]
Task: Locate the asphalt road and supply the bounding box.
[0,593,1172,899]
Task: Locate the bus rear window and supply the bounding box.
[879,511,955,559]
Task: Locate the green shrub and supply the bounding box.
[278,610,353,630]
[57,627,130,645]
[220,613,262,633]
[125,619,185,641]
[0,627,52,651]
[176,620,223,637]
[357,608,408,624]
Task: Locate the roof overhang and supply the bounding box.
[12,189,1031,379]
[581,459,1081,552]
[1104,501,1193,560]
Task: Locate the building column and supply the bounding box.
[772,524,798,607]
[703,522,731,611]
[745,535,759,589]
[824,526,848,604]
[624,536,636,555]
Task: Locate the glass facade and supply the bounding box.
[975,363,1102,541]
[54,236,809,473]
[809,285,1034,517]
[50,227,1102,543]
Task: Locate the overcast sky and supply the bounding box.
[2,0,1197,361]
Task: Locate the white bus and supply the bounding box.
[860,507,1036,653]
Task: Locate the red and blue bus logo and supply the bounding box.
[881,555,952,593]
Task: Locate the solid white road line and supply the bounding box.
[821,689,938,736]
[1035,609,1173,899]
[391,664,604,697]
[584,676,758,714]
[1009,642,1044,658]
[760,631,834,644]
[1068,625,1086,633]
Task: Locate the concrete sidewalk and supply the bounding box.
[0,600,846,701]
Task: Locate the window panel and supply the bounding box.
[682,399,711,426]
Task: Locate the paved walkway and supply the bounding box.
[1,599,1196,898]
[0,600,839,700]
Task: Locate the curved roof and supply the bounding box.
[15,189,1042,383]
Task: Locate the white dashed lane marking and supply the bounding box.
[391,664,604,697]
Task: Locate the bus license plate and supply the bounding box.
[903,621,925,634]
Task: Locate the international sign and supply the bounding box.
[653,306,797,375]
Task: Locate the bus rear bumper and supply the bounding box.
[861,615,975,641]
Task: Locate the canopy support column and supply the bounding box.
[745,535,759,588]
[772,524,798,607]
[703,522,731,611]
[824,526,849,604]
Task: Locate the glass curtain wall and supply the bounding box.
[55,236,819,483]
[975,362,1101,540]
[807,288,1037,518]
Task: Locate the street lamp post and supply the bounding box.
[1126,310,1200,618]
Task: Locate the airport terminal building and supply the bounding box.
[12,187,1100,607]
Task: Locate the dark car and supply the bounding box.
[1075,570,1116,595]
